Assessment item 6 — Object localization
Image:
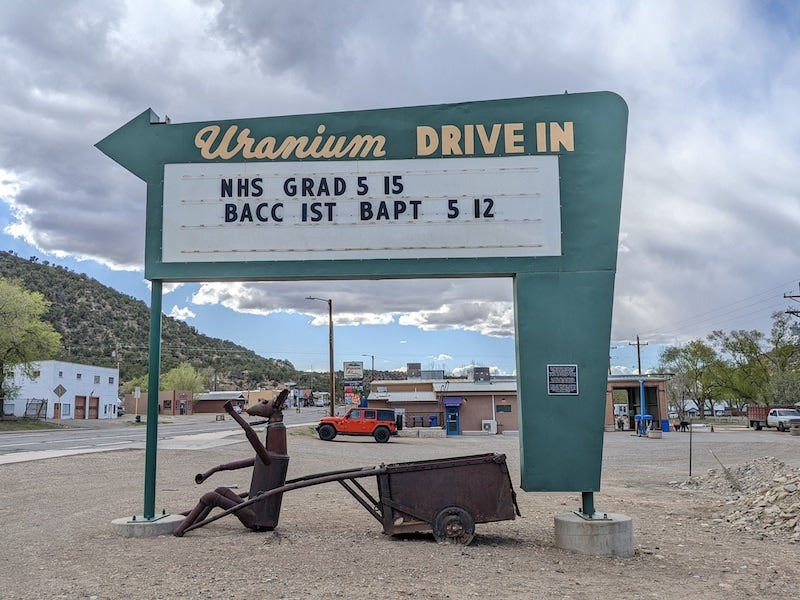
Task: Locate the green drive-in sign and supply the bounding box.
[98,92,627,516]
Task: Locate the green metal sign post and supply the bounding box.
[97,92,627,519]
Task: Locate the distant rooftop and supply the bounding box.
[196,391,246,401]
[607,373,672,381]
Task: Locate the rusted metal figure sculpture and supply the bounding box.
[173,389,290,537]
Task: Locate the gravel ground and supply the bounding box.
[1,424,799,599]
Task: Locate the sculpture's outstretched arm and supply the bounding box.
[194,457,256,484]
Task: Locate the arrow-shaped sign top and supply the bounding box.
[95,109,169,181]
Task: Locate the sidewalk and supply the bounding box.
[49,408,326,430]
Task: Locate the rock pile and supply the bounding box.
[675,456,800,542]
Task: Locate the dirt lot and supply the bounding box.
[1,424,799,599]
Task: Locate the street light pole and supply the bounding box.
[361,354,375,406]
[307,297,335,417]
[361,354,375,383]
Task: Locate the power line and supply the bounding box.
[639,277,799,340]
[643,280,792,333]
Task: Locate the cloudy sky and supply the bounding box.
[1,0,799,377]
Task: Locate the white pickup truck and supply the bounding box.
[747,405,800,431]
[767,408,800,431]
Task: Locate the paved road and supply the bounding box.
[0,407,328,464]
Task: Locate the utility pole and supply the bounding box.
[630,335,649,435]
[608,345,618,375]
[785,282,800,318]
[112,344,121,370]
[629,335,648,375]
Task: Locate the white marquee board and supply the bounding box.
[162,156,561,262]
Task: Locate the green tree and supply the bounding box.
[659,339,718,417]
[708,312,800,406]
[0,279,62,416]
[120,372,148,396]
[769,371,800,406]
[161,361,206,394]
[765,312,800,404]
[707,329,766,404]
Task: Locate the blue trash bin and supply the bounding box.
[661,418,670,433]
[429,414,438,427]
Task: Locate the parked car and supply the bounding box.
[316,407,400,443]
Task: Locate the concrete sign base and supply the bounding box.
[554,512,634,557]
[111,513,184,538]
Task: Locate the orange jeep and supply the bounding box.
[316,407,400,443]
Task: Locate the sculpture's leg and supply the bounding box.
[174,487,258,537]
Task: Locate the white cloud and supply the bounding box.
[168,305,195,321]
[189,279,513,335]
[450,363,511,377]
[0,169,21,201]
[399,301,514,337]
[610,365,633,376]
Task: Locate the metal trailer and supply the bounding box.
[181,452,520,544]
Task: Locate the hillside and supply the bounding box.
[0,251,326,390]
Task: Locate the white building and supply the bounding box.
[4,360,121,420]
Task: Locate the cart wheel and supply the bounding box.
[318,424,337,441]
[373,426,390,443]
[432,506,475,545]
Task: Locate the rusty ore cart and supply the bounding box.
[183,452,520,544]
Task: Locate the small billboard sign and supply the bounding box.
[343,361,364,380]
